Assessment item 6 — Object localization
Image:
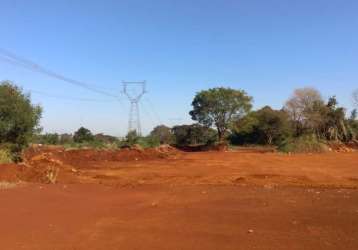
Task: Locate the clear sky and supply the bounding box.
[0,0,357,136]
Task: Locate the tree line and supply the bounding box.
[0,80,357,162]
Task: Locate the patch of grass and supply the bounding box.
[0,181,19,190]
[63,141,118,150]
[0,148,13,164]
[278,135,329,153]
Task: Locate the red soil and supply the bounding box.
[1,147,358,249]
[1,184,358,250]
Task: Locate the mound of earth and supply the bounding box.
[0,164,23,182]
[327,141,356,152]
[0,145,180,184]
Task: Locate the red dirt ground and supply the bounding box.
[1,147,358,249]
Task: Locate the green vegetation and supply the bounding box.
[150,125,174,144]
[73,127,94,143]
[0,81,42,161]
[278,135,329,153]
[0,82,357,156]
[34,133,60,145]
[230,106,291,146]
[190,87,252,142]
[172,124,217,147]
[0,148,13,164]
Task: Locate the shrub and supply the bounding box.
[230,106,292,146]
[0,81,42,161]
[137,136,160,148]
[33,133,60,145]
[278,135,329,153]
[0,148,13,164]
[172,124,217,147]
[124,130,139,147]
[150,125,174,144]
[73,127,94,143]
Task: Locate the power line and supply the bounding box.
[28,89,117,102]
[144,96,162,124]
[139,100,156,129]
[0,48,121,100]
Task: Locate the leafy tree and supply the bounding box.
[189,87,252,142]
[348,109,358,140]
[0,81,42,159]
[251,106,291,145]
[172,124,217,146]
[321,96,345,140]
[231,106,292,145]
[285,94,354,142]
[73,127,94,143]
[150,125,174,144]
[125,130,139,146]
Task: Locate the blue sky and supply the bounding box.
[0,0,357,136]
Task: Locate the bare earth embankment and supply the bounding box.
[0,147,358,250]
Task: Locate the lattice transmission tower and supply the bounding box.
[122,81,147,136]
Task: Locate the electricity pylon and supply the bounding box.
[122,81,146,136]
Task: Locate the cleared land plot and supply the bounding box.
[1,149,358,249]
[1,184,358,250]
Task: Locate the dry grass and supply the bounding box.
[0,181,21,190]
[0,149,13,164]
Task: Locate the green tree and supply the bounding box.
[0,81,42,159]
[150,125,174,144]
[125,130,139,146]
[231,106,292,145]
[189,87,252,142]
[73,127,94,143]
[322,96,350,141]
[348,109,358,140]
[252,106,292,145]
[172,124,217,146]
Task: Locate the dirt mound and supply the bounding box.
[327,141,356,152]
[0,164,24,182]
[347,140,358,149]
[55,147,178,168]
[177,143,229,152]
[1,145,181,184]
[154,144,178,153]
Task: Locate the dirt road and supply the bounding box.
[1,184,358,250]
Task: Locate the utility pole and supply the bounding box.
[122,81,146,136]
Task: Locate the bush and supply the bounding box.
[33,133,60,145]
[150,125,174,144]
[73,127,94,143]
[230,106,292,146]
[117,132,160,149]
[278,135,329,153]
[137,136,160,148]
[172,124,217,147]
[123,130,139,147]
[0,81,42,160]
[0,148,13,164]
